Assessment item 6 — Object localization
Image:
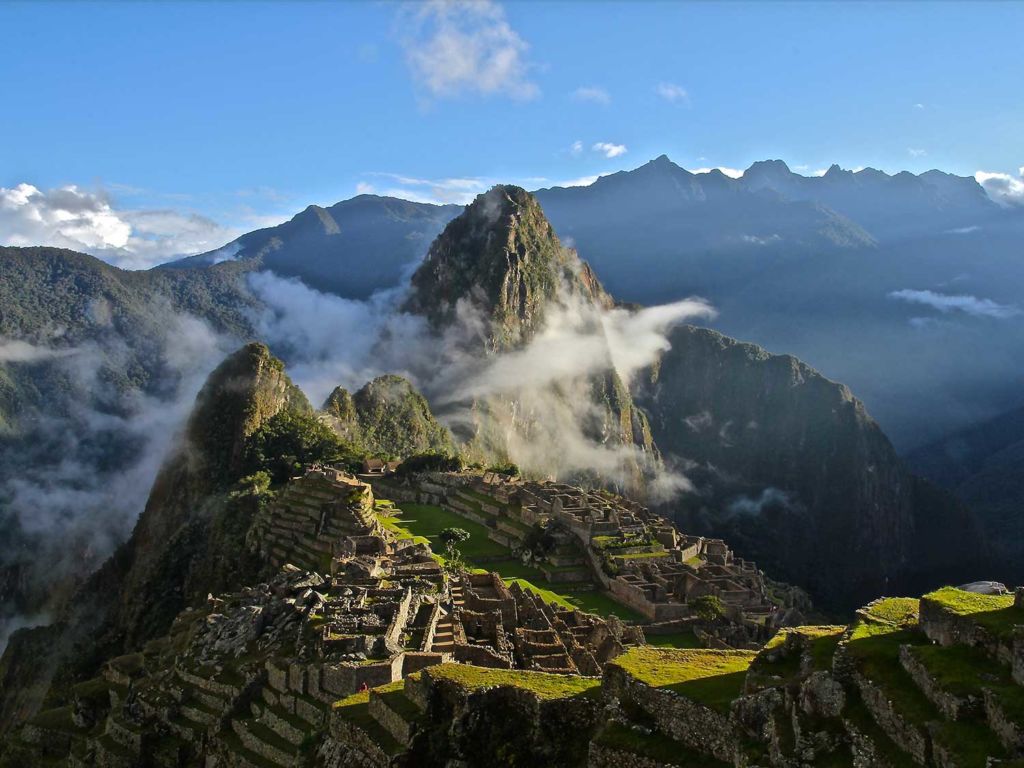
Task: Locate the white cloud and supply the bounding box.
[569,140,583,156]
[571,86,610,105]
[888,288,1021,319]
[365,172,490,205]
[914,102,925,109]
[908,148,927,157]
[592,142,627,159]
[975,169,1024,207]
[655,82,688,104]
[688,166,744,179]
[0,338,77,364]
[355,181,376,195]
[0,183,238,269]
[401,0,538,101]
[552,174,602,188]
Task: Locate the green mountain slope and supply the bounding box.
[323,374,455,459]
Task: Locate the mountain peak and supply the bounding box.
[745,158,793,176]
[404,185,610,347]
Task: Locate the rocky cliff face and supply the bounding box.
[0,343,306,731]
[908,403,1024,583]
[636,325,986,608]
[403,186,655,490]
[404,185,612,349]
[323,374,455,459]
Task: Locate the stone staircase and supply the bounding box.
[429,577,464,654]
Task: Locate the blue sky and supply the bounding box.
[1,0,1022,266]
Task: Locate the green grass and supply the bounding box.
[645,631,701,649]
[610,550,670,561]
[859,597,920,627]
[844,604,936,728]
[391,503,646,622]
[922,587,1022,639]
[909,643,1024,724]
[331,685,404,757]
[388,503,510,560]
[377,687,423,723]
[423,663,601,700]
[595,721,727,766]
[612,648,755,714]
[933,719,1008,767]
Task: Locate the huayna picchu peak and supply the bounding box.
[404,185,611,349]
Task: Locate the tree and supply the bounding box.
[244,410,357,484]
[691,594,726,623]
[438,527,470,570]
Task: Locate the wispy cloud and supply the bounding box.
[655,81,688,104]
[908,148,927,158]
[0,183,238,269]
[571,85,610,105]
[687,166,744,179]
[592,142,627,158]
[569,140,583,156]
[975,168,1024,207]
[889,288,1021,319]
[400,0,538,102]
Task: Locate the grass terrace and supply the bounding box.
[423,662,602,700]
[922,586,1022,639]
[595,721,728,767]
[907,643,1024,726]
[645,630,701,649]
[612,647,756,713]
[383,502,647,622]
[331,681,405,758]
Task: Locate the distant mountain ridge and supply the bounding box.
[167,194,461,299]
[164,156,1001,303]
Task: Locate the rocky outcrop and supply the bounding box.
[323,374,455,459]
[402,186,657,491]
[404,185,612,349]
[636,325,986,609]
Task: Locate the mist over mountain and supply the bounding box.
[166,195,460,299]
[162,157,1024,451]
[0,170,1013,651]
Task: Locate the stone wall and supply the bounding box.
[602,664,736,763]
[587,741,675,768]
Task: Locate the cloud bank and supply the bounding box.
[247,269,714,498]
[0,183,238,269]
[975,168,1024,207]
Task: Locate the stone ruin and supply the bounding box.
[10,467,649,767]
[367,469,805,646]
